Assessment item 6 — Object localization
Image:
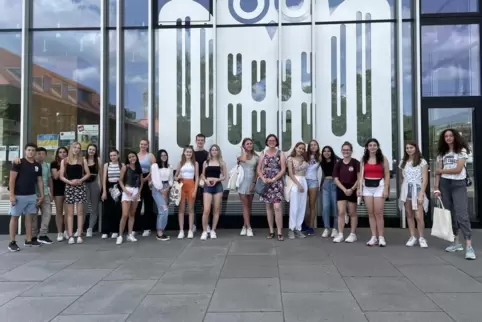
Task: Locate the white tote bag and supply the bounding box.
[431,197,454,242]
[227,166,239,191]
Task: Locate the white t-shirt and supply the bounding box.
[399,159,427,184]
[437,149,468,180]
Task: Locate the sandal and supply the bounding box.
[267,232,275,239]
[277,234,284,241]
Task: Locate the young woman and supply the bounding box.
[51,147,68,242]
[59,141,90,244]
[399,141,429,248]
[320,145,339,238]
[287,142,308,239]
[359,138,390,247]
[434,129,476,260]
[117,152,144,245]
[84,144,102,237]
[333,142,360,243]
[201,144,227,240]
[257,134,286,241]
[237,138,258,237]
[175,146,199,239]
[136,139,156,237]
[303,140,321,236]
[151,149,173,241]
[101,149,123,239]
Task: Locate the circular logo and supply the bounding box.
[348,166,354,172]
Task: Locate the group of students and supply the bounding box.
[6,130,476,260]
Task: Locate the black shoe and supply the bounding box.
[8,241,20,252]
[25,239,41,247]
[156,234,170,241]
[38,235,53,245]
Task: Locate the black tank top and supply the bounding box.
[124,167,140,187]
[66,163,83,180]
[205,165,221,178]
[85,163,98,183]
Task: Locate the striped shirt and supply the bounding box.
[107,163,121,183]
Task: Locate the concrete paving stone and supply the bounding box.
[64,280,156,315]
[440,254,482,277]
[170,246,228,268]
[0,281,37,306]
[0,252,40,270]
[221,255,278,278]
[150,265,222,294]
[279,264,348,293]
[428,293,482,322]
[276,244,333,266]
[127,294,210,322]
[189,238,233,248]
[203,312,284,322]
[0,259,75,281]
[103,258,172,280]
[0,296,78,322]
[366,312,454,322]
[229,240,277,255]
[381,248,447,266]
[332,256,402,277]
[128,240,189,259]
[398,265,482,293]
[344,276,424,294]
[68,250,128,269]
[24,269,112,296]
[209,278,282,312]
[282,292,368,322]
[51,315,129,322]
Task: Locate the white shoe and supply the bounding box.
[101,234,108,239]
[131,231,136,236]
[74,230,79,238]
[57,233,64,242]
[406,236,417,247]
[127,234,137,242]
[330,229,338,238]
[247,227,254,237]
[333,233,344,243]
[419,237,428,248]
[111,233,119,239]
[86,228,93,238]
[192,225,197,233]
[378,236,387,247]
[116,236,123,245]
[142,230,151,237]
[76,237,83,244]
[68,237,75,244]
[321,229,330,238]
[187,230,194,239]
[63,231,68,239]
[207,225,211,233]
[200,231,208,241]
[210,231,217,239]
[177,231,185,239]
[366,236,378,246]
[345,233,357,243]
[240,227,247,236]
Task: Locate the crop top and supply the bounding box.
[364,163,384,178]
[124,167,141,187]
[321,160,336,177]
[151,163,174,190]
[65,163,83,180]
[205,164,221,178]
[179,162,195,179]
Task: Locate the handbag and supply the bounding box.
[430,197,454,242]
[227,166,239,191]
[109,184,121,202]
[254,177,267,195]
[364,178,381,188]
[465,166,472,187]
[169,181,184,206]
[284,176,295,202]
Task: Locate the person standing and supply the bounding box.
[320,146,339,238]
[101,149,123,239]
[84,144,102,237]
[51,147,68,241]
[32,147,53,245]
[287,142,309,239]
[237,138,258,237]
[8,143,44,251]
[194,133,210,233]
[151,149,173,241]
[136,139,156,237]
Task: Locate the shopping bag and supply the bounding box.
[431,197,454,242]
[227,166,239,191]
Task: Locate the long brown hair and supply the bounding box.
[180,146,196,167]
[401,141,422,169]
[307,139,321,162]
[290,142,308,161]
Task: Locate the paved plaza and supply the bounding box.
[0,228,480,322]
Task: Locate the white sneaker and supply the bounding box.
[77,237,83,244]
[419,237,428,248]
[131,231,136,236]
[406,236,417,247]
[86,228,93,237]
[127,234,137,242]
[57,233,64,242]
[378,236,387,247]
[101,234,108,239]
[111,233,119,239]
[74,230,79,238]
[63,231,68,239]
[366,236,378,246]
[192,225,197,233]
[68,237,75,244]
[210,231,217,239]
[331,229,338,238]
[333,233,344,243]
[240,227,247,236]
[207,225,211,233]
[142,230,151,237]
[200,231,208,240]
[247,227,254,237]
[116,236,123,245]
[321,229,330,238]
[187,230,194,239]
[177,231,185,239]
[345,233,357,243]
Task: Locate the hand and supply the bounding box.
[262,177,269,184]
[383,188,389,199]
[125,190,133,197]
[36,196,44,206]
[133,193,140,200]
[49,192,53,202]
[345,188,352,196]
[297,183,304,193]
[249,183,255,194]
[417,192,424,205]
[356,189,361,197]
[208,180,215,187]
[433,190,441,197]
[9,195,16,206]
[101,192,107,201]
[71,179,80,186]
[435,169,443,175]
[192,190,197,199]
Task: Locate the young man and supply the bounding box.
[193,133,210,233]
[8,143,44,251]
[33,147,54,244]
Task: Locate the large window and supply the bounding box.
[0,0,22,29]
[422,0,478,13]
[108,30,117,154]
[32,0,101,28]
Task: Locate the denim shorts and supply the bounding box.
[204,182,223,194]
[9,195,37,216]
[306,179,319,189]
[406,183,421,199]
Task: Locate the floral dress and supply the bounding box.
[260,150,284,204]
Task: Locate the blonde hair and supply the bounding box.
[67,141,83,164]
[208,144,223,163]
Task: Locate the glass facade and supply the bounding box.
[1,0,481,225]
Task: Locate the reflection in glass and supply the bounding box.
[0,0,22,29]
[33,0,101,28]
[422,0,477,14]
[422,25,480,97]
[108,31,117,153]
[124,0,149,27]
[403,22,413,141]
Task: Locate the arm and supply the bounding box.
[118,165,127,192]
[51,163,60,180]
[332,163,344,190]
[174,163,181,180]
[168,166,174,187]
[194,163,200,189]
[438,159,465,175]
[79,159,91,183]
[287,158,301,187]
[383,157,390,196]
[150,164,162,190]
[37,176,44,200]
[257,152,265,179]
[434,158,442,193]
[237,147,246,163]
[59,159,71,185]
[48,175,53,199]
[143,153,157,181]
[219,161,227,182]
[420,163,429,200]
[358,162,365,191]
[97,157,103,186]
[102,163,108,199]
[273,152,286,181]
[8,170,17,204]
[201,161,207,181]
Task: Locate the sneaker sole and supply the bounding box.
[38,240,53,245]
[8,247,20,252]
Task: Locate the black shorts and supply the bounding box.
[336,183,357,203]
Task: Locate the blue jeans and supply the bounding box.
[322,179,338,228]
[152,189,169,231]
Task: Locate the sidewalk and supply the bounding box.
[0,228,480,321]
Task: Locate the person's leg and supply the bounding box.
[273,202,283,237]
[307,187,318,228]
[55,196,64,234]
[141,183,154,235]
[405,201,416,237]
[321,181,331,229]
[76,203,85,241]
[152,189,168,236]
[451,181,471,246]
[347,202,358,234]
[373,197,385,237]
[25,214,33,242]
[331,181,338,228]
[439,178,457,240]
[119,201,130,236]
[31,210,39,239]
[8,197,21,247]
[266,204,274,236]
[38,195,52,243]
[66,204,74,237]
[337,200,347,236]
[88,182,101,232]
[178,188,186,233]
[187,189,195,233]
[212,192,223,232]
[128,201,138,235]
[364,195,376,237]
[202,193,213,232]
[289,184,299,232]
[240,194,249,229]
[296,179,308,232]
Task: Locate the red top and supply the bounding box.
[364,163,383,178]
